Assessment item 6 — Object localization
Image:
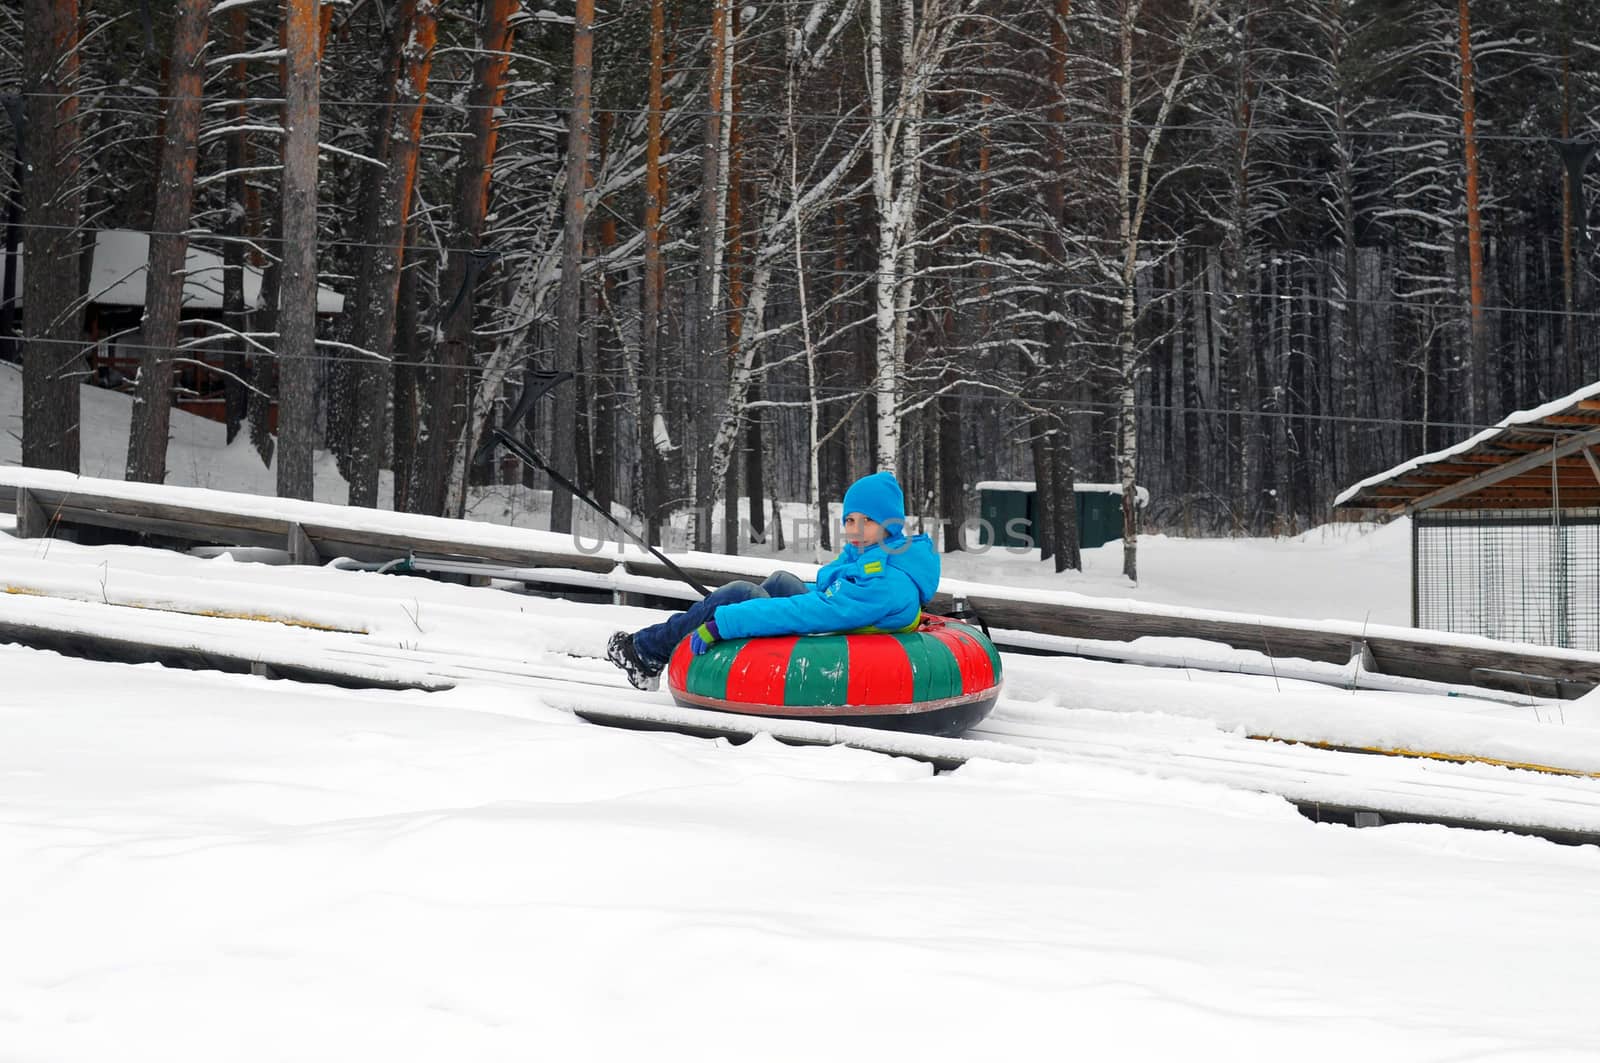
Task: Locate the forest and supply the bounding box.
[4,0,1599,577]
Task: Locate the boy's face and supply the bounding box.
[843,512,885,548]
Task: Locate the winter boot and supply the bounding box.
[607,631,660,691]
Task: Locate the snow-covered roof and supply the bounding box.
[975,481,1151,506]
[2,231,344,315]
[1335,380,1600,512]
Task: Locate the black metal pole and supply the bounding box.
[490,427,712,599]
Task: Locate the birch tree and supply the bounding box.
[1113,0,1218,581]
[866,0,966,472]
[702,2,867,552]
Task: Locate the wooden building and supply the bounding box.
[1336,383,1600,651]
[1,229,343,427]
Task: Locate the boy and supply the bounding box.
[606,470,940,690]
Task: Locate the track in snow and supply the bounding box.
[6,560,1600,847]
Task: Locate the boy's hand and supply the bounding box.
[691,621,720,655]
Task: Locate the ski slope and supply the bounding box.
[7,515,1600,1060]
[7,366,1600,1059]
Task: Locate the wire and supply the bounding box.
[10,87,1600,148]
[1,219,1597,324]
[0,329,1579,437]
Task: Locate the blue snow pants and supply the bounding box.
[632,571,809,671]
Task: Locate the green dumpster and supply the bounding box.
[974,481,1148,550]
[976,482,1035,547]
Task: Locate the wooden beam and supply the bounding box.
[1494,440,1565,452]
[1432,497,1600,512]
[1424,455,1599,476]
[1584,448,1600,489]
[1440,493,1600,505]
[1403,426,1600,513]
[14,488,49,539]
[925,592,1600,696]
[287,522,320,565]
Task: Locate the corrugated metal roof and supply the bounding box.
[1335,381,1600,513]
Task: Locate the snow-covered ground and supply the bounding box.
[7,366,1600,1061]
[7,643,1600,1061]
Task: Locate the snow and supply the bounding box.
[3,231,344,313]
[942,519,1413,627]
[0,360,373,502]
[975,479,1151,505]
[9,367,1600,1059]
[6,644,1600,1060]
[98,229,346,313]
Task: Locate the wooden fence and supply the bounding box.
[6,467,1600,699]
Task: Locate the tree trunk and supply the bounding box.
[938,370,965,553]
[639,0,667,546]
[1114,0,1212,580]
[347,0,437,508]
[1116,2,1138,581]
[276,0,322,501]
[392,230,422,514]
[691,0,731,549]
[412,0,518,516]
[593,263,616,521]
[551,0,594,535]
[0,96,23,367]
[1030,416,1055,560]
[126,0,210,484]
[1050,406,1080,572]
[1457,0,1487,424]
[251,210,280,470]
[722,59,744,556]
[868,0,903,473]
[1180,251,1201,519]
[1046,0,1079,570]
[746,375,766,544]
[221,6,251,447]
[1557,26,1587,399]
[20,0,85,473]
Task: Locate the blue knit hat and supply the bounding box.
[841,470,906,528]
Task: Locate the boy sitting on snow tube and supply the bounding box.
[606,470,941,691]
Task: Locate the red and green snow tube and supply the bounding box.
[666,615,1002,737]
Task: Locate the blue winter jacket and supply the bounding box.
[711,532,942,640]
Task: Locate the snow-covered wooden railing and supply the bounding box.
[6,465,1600,700]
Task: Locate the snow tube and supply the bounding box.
[666,615,1002,737]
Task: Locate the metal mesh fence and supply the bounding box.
[1414,509,1600,650]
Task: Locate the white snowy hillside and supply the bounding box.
[8,368,1600,1062]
